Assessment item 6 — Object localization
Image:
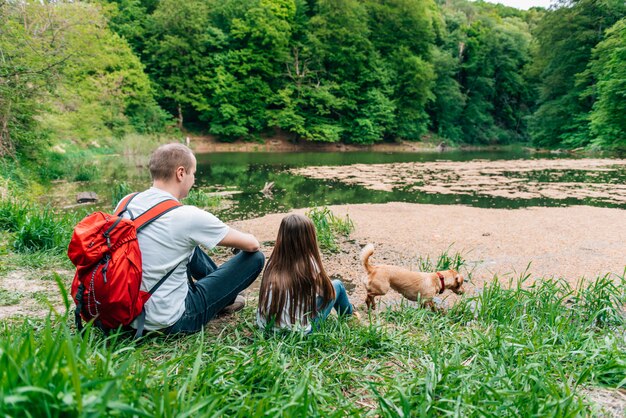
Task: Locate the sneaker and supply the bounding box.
[219,294,245,315]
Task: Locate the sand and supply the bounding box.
[231,203,626,304]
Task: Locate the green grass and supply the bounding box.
[36,150,103,183]
[0,251,73,275]
[0,289,23,306]
[306,206,355,253]
[111,181,134,208]
[0,199,29,232]
[182,189,221,209]
[13,206,75,254]
[416,245,467,272]
[72,162,101,182]
[0,197,81,254]
[1,160,624,416]
[0,273,624,416]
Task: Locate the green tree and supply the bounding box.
[144,0,296,140]
[365,0,437,140]
[0,1,166,157]
[44,4,168,139]
[306,0,384,143]
[204,0,296,139]
[431,1,533,144]
[428,47,465,141]
[98,0,151,54]
[588,18,626,150]
[490,18,533,140]
[529,0,626,148]
[143,0,220,130]
[458,19,497,143]
[0,1,68,156]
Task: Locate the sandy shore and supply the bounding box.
[232,203,626,304]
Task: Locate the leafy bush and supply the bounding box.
[306,207,354,253]
[127,102,174,134]
[73,162,100,182]
[37,152,69,181]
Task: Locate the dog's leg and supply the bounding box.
[422,300,436,312]
[364,272,389,311]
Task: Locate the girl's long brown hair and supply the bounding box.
[258,214,335,327]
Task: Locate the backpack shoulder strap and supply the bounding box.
[133,199,182,232]
[115,192,140,216]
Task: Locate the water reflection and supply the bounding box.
[194,151,626,221]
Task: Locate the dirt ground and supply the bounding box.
[231,203,626,306]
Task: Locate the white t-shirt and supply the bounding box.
[256,291,313,334]
[116,187,229,330]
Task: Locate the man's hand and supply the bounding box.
[217,228,260,252]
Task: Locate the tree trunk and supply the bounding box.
[177,103,183,130]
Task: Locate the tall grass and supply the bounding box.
[0,198,78,254]
[415,245,466,271]
[306,207,354,253]
[13,207,75,253]
[37,150,102,183]
[73,163,100,182]
[111,181,133,207]
[182,189,221,209]
[0,199,29,232]
[0,274,624,416]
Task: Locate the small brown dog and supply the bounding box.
[361,244,465,310]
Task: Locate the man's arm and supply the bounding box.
[217,228,260,252]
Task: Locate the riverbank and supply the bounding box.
[2,202,625,321]
[229,203,626,306]
[191,134,465,153]
[188,134,600,155]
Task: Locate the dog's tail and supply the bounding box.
[360,243,375,274]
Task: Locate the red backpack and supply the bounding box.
[68,193,181,337]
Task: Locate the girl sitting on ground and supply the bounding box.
[257,213,356,333]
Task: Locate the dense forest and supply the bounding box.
[1,0,625,159]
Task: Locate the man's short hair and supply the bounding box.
[149,143,195,181]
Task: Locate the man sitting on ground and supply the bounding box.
[116,143,264,334]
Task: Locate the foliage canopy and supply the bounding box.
[1,0,625,156]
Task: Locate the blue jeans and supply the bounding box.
[167,247,265,334]
[313,279,354,329]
